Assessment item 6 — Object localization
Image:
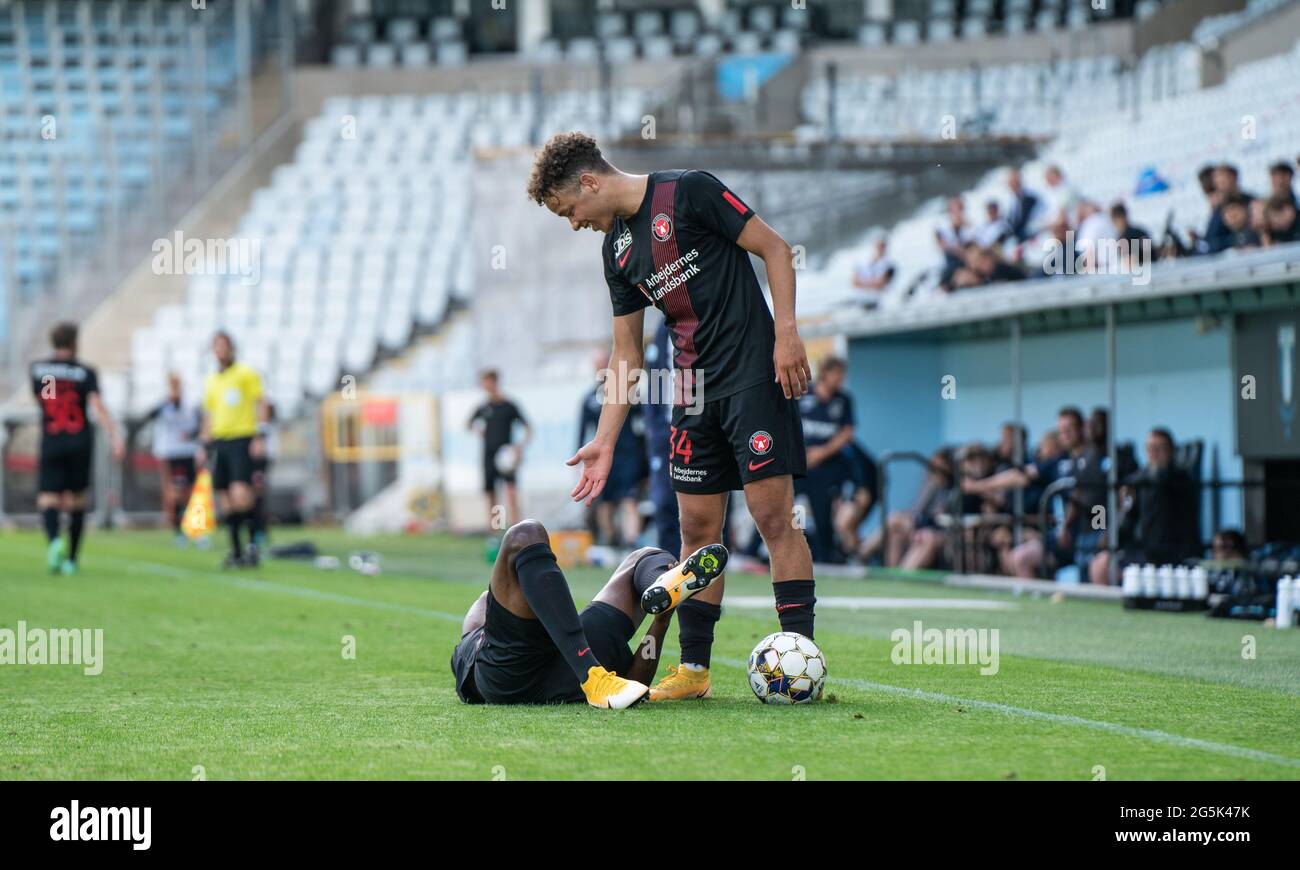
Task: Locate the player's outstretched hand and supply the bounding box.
[774,325,811,399]
[567,439,613,506]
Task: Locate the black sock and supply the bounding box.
[42,507,60,542]
[633,550,677,597]
[251,497,266,539]
[774,579,817,638]
[172,501,185,533]
[227,511,244,558]
[67,511,85,562]
[513,542,599,682]
[677,599,721,668]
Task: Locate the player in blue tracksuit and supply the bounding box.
[642,317,681,558]
[795,357,856,564]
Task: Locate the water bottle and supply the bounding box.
[1157,564,1175,599]
[1140,563,1157,597]
[1174,565,1191,599]
[1190,566,1209,599]
[1122,564,1140,597]
[1278,577,1295,629]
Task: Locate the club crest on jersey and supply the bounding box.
[749,431,773,455]
[614,228,633,262]
[652,213,673,242]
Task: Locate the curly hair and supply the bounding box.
[527,131,613,205]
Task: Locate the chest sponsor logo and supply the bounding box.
[614,228,633,267]
[652,213,673,242]
[635,248,701,303]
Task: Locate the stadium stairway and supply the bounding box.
[0,110,302,421]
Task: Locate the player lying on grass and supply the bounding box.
[451,519,727,708]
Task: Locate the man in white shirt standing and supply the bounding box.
[148,372,201,544]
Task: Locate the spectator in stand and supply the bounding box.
[1068,407,1124,585]
[969,246,1027,285]
[936,197,975,282]
[1187,164,1221,254]
[976,200,1013,248]
[1269,161,1297,209]
[1203,164,1255,253]
[1208,195,1261,253]
[858,449,954,567]
[852,237,895,298]
[1074,200,1116,272]
[1261,196,1300,246]
[1211,528,1248,563]
[962,406,1084,579]
[993,423,1028,472]
[1004,168,1040,242]
[1113,428,1200,571]
[897,450,962,571]
[985,428,1059,575]
[1110,203,1154,268]
[1032,215,1073,279]
[945,243,984,291]
[795,356,856,564]
[1042,164,1078,227]
[833,440,878,562]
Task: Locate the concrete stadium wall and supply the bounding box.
[1216,0,1300,78]
[290,57,702,123]
[848,315,1243,534]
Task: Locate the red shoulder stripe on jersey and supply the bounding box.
[653,180,700,378]
[722,190,748,215]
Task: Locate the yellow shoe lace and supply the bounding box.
[660,664,702,686]
[587,666,622,695]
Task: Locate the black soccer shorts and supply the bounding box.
[453,591,636,705]
[667,378,806,495]
[38,441,93,494]
[211,437,254,490]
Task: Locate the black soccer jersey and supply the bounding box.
[469,399,527,456]
[798,389,855,449]
[602,169,773,403]
[30,358,99,448]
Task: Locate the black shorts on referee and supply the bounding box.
[211,436,254,490]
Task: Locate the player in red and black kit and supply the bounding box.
[529,132,817,701]
[29,322,124,575]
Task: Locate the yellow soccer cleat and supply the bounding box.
[649,664,712,701]
[580,666,649,710]
[640,543,728,615]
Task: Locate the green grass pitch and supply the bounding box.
[2,528,1297,780]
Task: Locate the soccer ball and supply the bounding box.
[747,632,826,704]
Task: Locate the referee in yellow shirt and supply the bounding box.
[196,331,269,568]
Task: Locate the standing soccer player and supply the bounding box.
[468,369,531,531]
[529,132,816,701]
[195,331,268,568]
[29,322,124,575]
[146,372,201,544]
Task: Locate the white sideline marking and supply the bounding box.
[727,595,1018,612]
[123,559,463,622]
[712,654,1300,770]
[113,555,1300,771]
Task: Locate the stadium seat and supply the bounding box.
[121,83,668,418]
